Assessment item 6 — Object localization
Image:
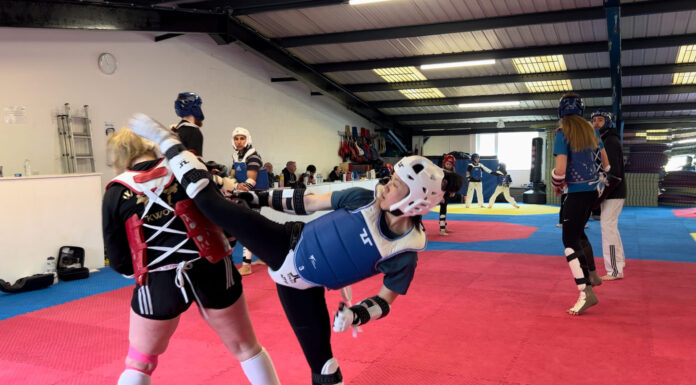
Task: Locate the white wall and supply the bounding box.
[421,135,475,156]
[0,27,374,187]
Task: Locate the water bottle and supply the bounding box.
[279,173,284,188]
[24,159,32,176]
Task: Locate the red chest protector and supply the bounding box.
[107,159,232,285]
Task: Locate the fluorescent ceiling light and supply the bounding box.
[512,55,567,74]
[676,137,696,144]
[676,45,696,63]
[420,59,496,70]
[349,0,390,4]
[459,101,521,108]
[373,66,426,83]
[673,72,696,85]
[524,79,573,93]
[399,88,446,100]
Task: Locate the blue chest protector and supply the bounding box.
[233,161,247,182]
[293,200,426,290]
[470,164,484,180]
[567,148,601,185]
[496,174,511,186]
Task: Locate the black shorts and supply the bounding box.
[130,256,243,320]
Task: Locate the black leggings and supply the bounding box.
[561,190,598,271]
[192,185,334,376]
[193,186,295,270]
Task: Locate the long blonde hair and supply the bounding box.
[558,93,598,152]
[106,129,157,174]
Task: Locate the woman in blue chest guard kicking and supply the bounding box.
[129,113,463,385]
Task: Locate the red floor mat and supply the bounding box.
[1,250,695,385]
[423,220,537,242]
[673,207,696,218]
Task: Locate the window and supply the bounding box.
[476,132,540,170]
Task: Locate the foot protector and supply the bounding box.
[568,286,598,315]
[312,358,344,385]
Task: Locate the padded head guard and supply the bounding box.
[390,156,445,217]
[497,162,507,174]
[175,92,204,121]
[590,108,614,131]
[442,154,455,169]
[558,95,584,118]
[471,153,480,162]
[231,126,252,146]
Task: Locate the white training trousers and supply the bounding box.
[466,181,484,207]
[600,198,626,277]
[488,186,517,206]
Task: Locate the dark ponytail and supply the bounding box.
[443,170,464,193]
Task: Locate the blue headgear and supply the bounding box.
[590,108,614,131]
[497,162,507,174]
[558,95,584,118]
[175,92,204,121]
[471,153,479,161]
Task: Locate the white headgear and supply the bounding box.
[231,126,252,146]
[390,155,445,216]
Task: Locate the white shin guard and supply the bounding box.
[565,248,587,291]
[240,347,280,385]
[117,369,151,385]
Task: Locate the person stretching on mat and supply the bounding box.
[127,112,463,385]
[102,129,280,385]
[551,93,611,315]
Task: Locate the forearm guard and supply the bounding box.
[271,188,313,215]
[350,296,391,326]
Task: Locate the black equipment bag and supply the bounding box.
[0,274,55,293]
[57,246,90,281]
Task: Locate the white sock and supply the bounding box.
[240,347,280,385]
[565,247,586,291]
[117,369,151,385]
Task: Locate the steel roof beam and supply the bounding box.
[345,63,696,92]
[369,85,696,109]
[277,0,696,47]
[314,33,696,72]
[394,103,696,122]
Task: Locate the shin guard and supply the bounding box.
[240,347,280,385]
[565,248,588,291]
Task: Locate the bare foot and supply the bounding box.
[238,264,252,276]
[567,286,598,315]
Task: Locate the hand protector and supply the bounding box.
[551,169,566,196]
[128,113,180,154]
[233,191,270,209]
[332,303,355,333]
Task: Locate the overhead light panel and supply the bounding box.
[512,55,567,73]
[373,66,426,83]
[399,88,446,100]
[524,79,573,93]
[420,59,496,70]
[459,101,521,108]
[349,0,390,4]
[676,45,696,63]
[676,137,696,144]
[673,72,696,85]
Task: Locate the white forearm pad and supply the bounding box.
[271,188,313,215]
[167,151,210,198]
[351,296,390,326]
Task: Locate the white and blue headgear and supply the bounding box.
[590,108,614,131]
[175,92,204,121]
[558,95,585,118]
[231,126,252,147]
[391,156,445,217]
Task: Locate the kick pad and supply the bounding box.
[424,220,537,242]
[434,203,559,216]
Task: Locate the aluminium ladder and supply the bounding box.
[57,103,95,173]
